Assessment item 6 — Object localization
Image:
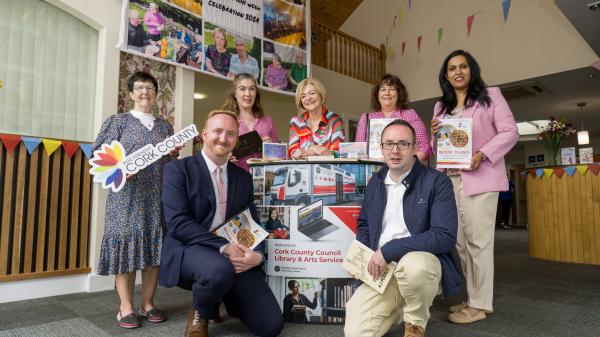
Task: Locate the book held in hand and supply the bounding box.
[212,208,268,249]
[436,118,473,169]
[233,131,263,159]
[342,240,397,294]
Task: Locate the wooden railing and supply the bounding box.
[0,142,92,282]
[311,21,386,85]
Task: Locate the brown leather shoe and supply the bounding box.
[185,308,208,337]
[404,322,425,337]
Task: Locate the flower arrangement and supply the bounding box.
[537,116,576,165]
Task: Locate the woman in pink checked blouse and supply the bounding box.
[355,74,431,161]
[221,72,279,171]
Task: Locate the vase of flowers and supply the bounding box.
[537,116,576,166]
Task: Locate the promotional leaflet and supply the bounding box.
[367,118,395,159]
[436,118,473,169]
[213,208,268,249]
[342,240,396,294]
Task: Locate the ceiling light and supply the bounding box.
[588,74,596,78]
[577,102,589,145]
[194,93,206,100]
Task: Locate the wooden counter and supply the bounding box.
[526,167,600,265]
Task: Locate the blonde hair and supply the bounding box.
[295,78,327,113]
[204,110,239,128]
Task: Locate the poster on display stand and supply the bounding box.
[118,0,311,95]
[251,161,383,324]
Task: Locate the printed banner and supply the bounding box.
[118,0,310,95]
[250,161,383,325]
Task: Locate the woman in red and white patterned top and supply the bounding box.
[355,74,431,161]
[221,73,279,171]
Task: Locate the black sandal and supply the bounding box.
[139,307,168,323]
[117,311,141,329]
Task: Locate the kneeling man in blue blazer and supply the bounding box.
[160,110,282,337]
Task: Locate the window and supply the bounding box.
[0,0,98,141]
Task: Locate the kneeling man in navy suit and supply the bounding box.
[160,110,283,337]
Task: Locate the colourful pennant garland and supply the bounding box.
[22,137,42,154]
[417,36,422,51]
[437,27,444,45]
[535,168,544,178]
[62,141,80,158]
[0,134,22,154]
[80,143,93,159]
[528,168,536,177]
[576,165,588,176]
[502,0,511,23]
[564,166,577,177]
[42,139,62,156]
[467,15,475,36]
[543,169,554,178]
[589,164,600,175]
[554,167,565,178]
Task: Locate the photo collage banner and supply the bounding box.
[118,0,310,95]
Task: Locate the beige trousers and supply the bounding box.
[344,252,442,337]
[450,175,498,313]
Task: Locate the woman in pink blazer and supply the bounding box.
[431,50,518,324]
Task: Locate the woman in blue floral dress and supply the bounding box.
[93,71,176,328]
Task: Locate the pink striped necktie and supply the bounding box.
[216,166,227,221]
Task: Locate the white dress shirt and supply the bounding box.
[130,109,155,130]
[378,168,413,249]
[201,150,228,231]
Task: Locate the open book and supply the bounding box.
[342,240,397,294]
[212,208,268,249]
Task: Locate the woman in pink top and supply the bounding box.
[431,50,518,324]
[143,3,164,42]
[355,74,431,161]
[221,73,279,171]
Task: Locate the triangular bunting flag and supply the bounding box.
[502,0,511,23]
[22,136,42,154]
[467,15,475,36]
[402,42,406,55]
[535,168,544,178]
[399,7,404,21]
[386,47,392,58]
[408,0,412,9]
[437,27,444,45]
[80,143,93,159]
[392,15,397,28]
[543,169,554,178]
[0,134,22,154]
[554,167,565,178]
[564,166,577,177]
[62,141,80,158]
[528,168,536,177]
[42,139,62,156]
[417,36,422,51]
[576,165,588,176]
[589,164,600,175]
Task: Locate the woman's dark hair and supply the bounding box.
[128,71,159,92]
[371,74,409,111]
[287,280,299,290]
[221,73,264,118]
[269,207,278,218]
[438,50,490,115]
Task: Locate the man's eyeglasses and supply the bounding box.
[133,85,156,92]
[381,141,412,150]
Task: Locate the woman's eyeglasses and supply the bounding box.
[133,85,156,92]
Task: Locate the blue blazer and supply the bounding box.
[159,152,260,288]
[356,159,461,296]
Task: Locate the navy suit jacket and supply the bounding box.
[159,152,260,288]
[356,159,461,296]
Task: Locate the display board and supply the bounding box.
[118,0,310,95]
[250,160,383,324]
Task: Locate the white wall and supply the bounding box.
[341,0,599,101]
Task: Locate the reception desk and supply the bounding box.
[249,159,383,324]
[526,164,600,266]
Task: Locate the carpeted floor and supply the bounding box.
[1,228,600,337]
